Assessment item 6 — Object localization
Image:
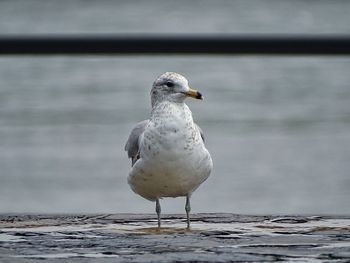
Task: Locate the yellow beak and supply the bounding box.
[184,88,203,100]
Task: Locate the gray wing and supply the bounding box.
[195,123,205,143]
[125,120,149,166]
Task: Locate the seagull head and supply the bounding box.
[151,72,203,106]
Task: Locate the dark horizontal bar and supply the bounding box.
[0,34,350,55]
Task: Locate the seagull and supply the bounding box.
[125,72,213,229]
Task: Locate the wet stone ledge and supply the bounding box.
[0,213,350,262]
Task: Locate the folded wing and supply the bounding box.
[125,120,149,166]
[194,123,205,143]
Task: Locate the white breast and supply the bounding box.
[127,102,212,201]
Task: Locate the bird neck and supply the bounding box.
[151,94,186,108]
[151,98,185,110]
[151,101,192,122]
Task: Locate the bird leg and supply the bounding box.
[185,194,191,229]
[155,198,161,228]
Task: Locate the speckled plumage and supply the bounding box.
[125,72,212,227]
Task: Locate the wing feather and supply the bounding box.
[194,123,205,143]
[125,120,149,166]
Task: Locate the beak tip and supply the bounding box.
[196,91,203,100]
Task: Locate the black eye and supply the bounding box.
[165,81,174,88]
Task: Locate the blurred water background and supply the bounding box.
[0,0,349,215]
